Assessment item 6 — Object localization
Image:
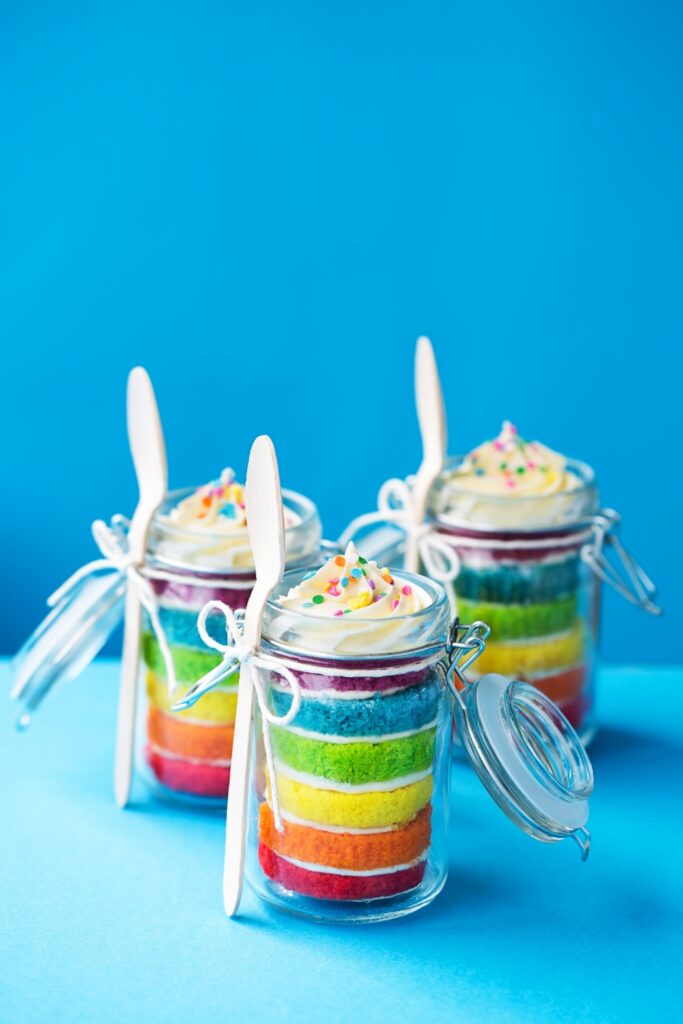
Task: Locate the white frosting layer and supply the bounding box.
[148,742,231,768]
[269,681,417,701]
[277,720,438,744]
[274,850,428,877]
[275,805,400,835]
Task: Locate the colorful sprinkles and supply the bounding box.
[454,421,570,495]
[287,542,420,618]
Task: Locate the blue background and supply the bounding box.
[1,1,680,661]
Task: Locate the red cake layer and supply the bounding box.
[146,745,230,798]
[258,842,426,901]
[528,664,588,705]
[558,692,592,733]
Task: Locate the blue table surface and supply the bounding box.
[2,660,682,1024]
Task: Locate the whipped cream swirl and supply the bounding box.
[266,542,437,656]
[150,469,304,570]
[280,541,431,618]
[169,468,249,532]
[430,423,596,529]
[451,422,580,498]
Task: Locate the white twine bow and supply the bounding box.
[338,477,460,582]
[48,516,177,692]
[197,600,302,833]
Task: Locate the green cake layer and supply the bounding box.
[271,725,437,785]
[141,632,223,683]
[457,593,578,640]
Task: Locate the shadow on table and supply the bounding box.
[589,725,683,769]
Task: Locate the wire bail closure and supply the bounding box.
[444,619,491,709]
[583,509,660,615]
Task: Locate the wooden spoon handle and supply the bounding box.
[222,664,256,916]
[114,367,167,808]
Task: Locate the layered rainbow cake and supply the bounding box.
[429,422,598,734]
[142,596,241,798]
[256,543,444,901]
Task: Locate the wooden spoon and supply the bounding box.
[223,435,285,917]
[404,336,447,573]
[114,367,168,808]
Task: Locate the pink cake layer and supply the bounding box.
[433,523,585,563]
[271,657,432,695]
[558,692,592,733]
[146,745,230,798]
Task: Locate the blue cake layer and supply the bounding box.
[149,606,230,651]
[268,678,440,738]
[455,556,581,604]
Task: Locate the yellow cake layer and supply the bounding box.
[146,670,238,724]
[473,621,585,677]
[268,771,433,830]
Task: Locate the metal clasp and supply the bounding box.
[444,619,491,710]
[582,509,661,615]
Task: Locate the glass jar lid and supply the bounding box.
[447,622,593,858]
[11,560,127,729]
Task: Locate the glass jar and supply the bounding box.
[10,492,323,810]
[180,571,593,924]
[426,457,659,745]
[244,571,451,923]
[136,488,322,805]
[340,459,659,748]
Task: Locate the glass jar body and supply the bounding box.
[245,650,452,923]
[137,571,247,805]
[434,522,599,744]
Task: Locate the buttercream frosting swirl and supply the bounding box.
[280,542,431,618]
[451,422,580,498]
[266,542,438,655]
[149,469,307,570]
[169,468,249,532]
[429,422,597,529]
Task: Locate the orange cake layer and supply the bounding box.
[258,803,431,871]
[147,706,234,761]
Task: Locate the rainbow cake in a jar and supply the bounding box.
[255,542,450,902]
[142,469,319,799]
[428,422,599,738]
